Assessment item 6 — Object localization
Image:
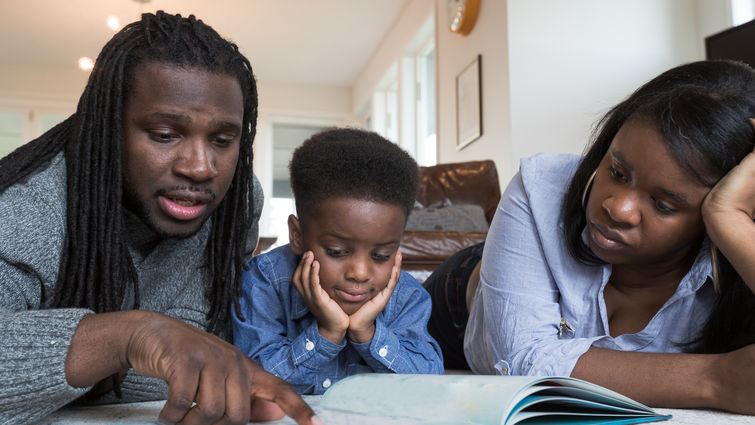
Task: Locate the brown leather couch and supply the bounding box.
[400,160,501,276]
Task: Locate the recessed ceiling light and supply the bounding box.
[106,16,121,31]
[78,57,94,71]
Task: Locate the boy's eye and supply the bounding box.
[372,253,391,262]
[325,249,347,257]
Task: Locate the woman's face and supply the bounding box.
[584,119,712,268]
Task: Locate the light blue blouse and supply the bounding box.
[464,153,715,376]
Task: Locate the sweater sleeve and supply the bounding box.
[0,155,94,424]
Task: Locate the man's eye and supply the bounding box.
[151,132,178,143]
[213,136,235,146]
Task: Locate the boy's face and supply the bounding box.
[121,62,243,239]
[289,197,406,316]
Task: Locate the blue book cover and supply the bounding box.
[319,374,671,425]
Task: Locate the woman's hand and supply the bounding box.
[292,251,349,343]
[702,119,755,290]
[709,344,755,415]
[347,251,401,344]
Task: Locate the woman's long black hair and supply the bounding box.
[560,60,755,353]
[0,11,257,336]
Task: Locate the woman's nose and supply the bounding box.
[603,190,641,227]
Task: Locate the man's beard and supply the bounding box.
[122,186,212,241]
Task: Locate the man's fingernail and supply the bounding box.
[311,415,324,425]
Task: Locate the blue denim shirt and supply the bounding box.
[232,244,443,394]
[464,153,715,377]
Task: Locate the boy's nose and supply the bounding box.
[345,258,370,283]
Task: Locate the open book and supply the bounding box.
[319,374,671,425]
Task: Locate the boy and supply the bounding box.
[232,128,443,394]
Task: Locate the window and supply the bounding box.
[731,0,755,25]
[363,15,436,166]
[266,122,329,250]
[0,108,70,158]
[415,40,437,167]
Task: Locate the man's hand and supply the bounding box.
[66,311,319,425]
[292,251,349,344]
[347,251,401,344]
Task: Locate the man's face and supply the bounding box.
[121,62,243,238]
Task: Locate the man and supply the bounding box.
[0,11,318,425]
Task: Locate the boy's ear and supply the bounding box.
[288,214,304,255]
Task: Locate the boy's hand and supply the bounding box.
[292,251,349,344]
[347,251,402,344]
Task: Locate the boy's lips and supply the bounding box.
[334,287,370,303]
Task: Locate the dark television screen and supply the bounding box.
[705,19,755,68]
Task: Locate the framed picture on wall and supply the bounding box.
[456,54,482,150]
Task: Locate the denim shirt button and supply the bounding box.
[378,346,388,357]
[322,378,331,388]
[305,340,315,351]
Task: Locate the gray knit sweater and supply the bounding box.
[0,153,263,424]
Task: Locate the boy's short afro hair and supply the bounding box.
[289,127,419,218]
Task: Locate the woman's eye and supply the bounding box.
[653,198,675,215]
[608,166,627,182]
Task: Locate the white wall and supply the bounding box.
[429,0,733,186]
[435,0,512,179]
[509,0,703,176]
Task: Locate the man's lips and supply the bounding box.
[590,222,629,249]
[334,287,370,303]
[157,190,214,221]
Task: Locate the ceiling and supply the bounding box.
[0,0,411,87]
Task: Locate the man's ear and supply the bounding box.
[288,214,304,255]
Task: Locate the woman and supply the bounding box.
[461,59,755,413]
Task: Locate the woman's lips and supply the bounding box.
[590,222,628,249]
[334,288,370,303]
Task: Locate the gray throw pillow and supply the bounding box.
[405,204,489,232]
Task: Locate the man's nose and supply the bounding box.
[173,138,217,182]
